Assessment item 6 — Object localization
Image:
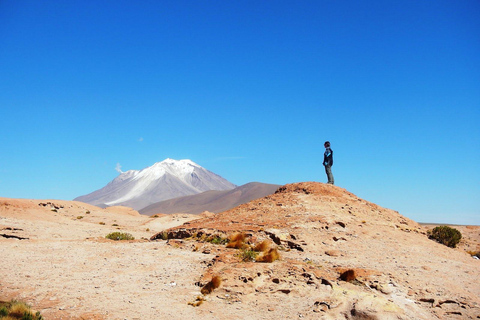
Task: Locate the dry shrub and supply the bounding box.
[226,233,247,249]
[1,300,43,320]
[105,232,134,241]
[188,296,205,307]
[256,248,280,263]
[339,269,356,282]
[7,302,30,318]
[201,275,222,295]
[253,240,271,252]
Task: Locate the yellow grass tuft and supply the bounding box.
[253,240,271,252]
[226,232,247,249]
[201,275,222,295]
[188,296,205,307]
[8,302,32,318]
[256,248,280,263]
[1,300,42,320]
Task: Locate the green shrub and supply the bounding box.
[105,232,135,241]
[207,235,228,245]
[0,306,7,317]
[428,225,462,248]
[238,248,258,262]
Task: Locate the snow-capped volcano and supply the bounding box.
[74,159,236,210]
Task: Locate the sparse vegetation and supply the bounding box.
[256,247,280,263]
[226,233,247,249]
[76,216,83,220]
[160,231,168,240]
[86,210,90,214]
[226,234,280,263]
[105,232,134,241]
[188,296,205,307]
[0,300,43,320]
[206,235,228,245]
[112,224,118,226]
[99,222,105,225]
[201,275,222,295]
[428,225,462,248]
[253,240,270,252]
[238,248,258,262]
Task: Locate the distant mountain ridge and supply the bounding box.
[140,182,281,215]
[74,159,236,210]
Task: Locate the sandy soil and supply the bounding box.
[1,184,479,320]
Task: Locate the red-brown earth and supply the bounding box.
[1,182,479,319]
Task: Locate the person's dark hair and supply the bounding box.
[324,141,330,147]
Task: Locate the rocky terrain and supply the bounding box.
[1,182,479,319]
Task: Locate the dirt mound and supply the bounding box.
[155,182,418,235]
[150,182,480,319]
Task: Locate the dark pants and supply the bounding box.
[325,165,334,185]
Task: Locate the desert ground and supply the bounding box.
[1,182,479,319]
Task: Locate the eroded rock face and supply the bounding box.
[151,182,480,319]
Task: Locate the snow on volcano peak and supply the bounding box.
[74,158,236,210]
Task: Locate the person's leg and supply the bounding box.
[325,166,334,184]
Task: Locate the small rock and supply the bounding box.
[325,250,341,257]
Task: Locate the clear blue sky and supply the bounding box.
[1,1,479,224]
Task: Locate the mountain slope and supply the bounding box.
[140,182,281,215]
[74,159,236,210]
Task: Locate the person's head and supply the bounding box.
[324,141,330,148]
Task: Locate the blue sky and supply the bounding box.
[1,1,479,224]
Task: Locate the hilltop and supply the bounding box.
[1,182,479,319]
[151,182,480,319]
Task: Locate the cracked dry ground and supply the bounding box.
[152,182,480,320]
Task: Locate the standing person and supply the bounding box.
[323,141,334,185]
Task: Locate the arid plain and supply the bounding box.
[1,182,479,319]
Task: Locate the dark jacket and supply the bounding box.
[323,147,333,166]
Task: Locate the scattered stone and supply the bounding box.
[277,289,291,294]
[419,298,435,304]
[325,250,341,257]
